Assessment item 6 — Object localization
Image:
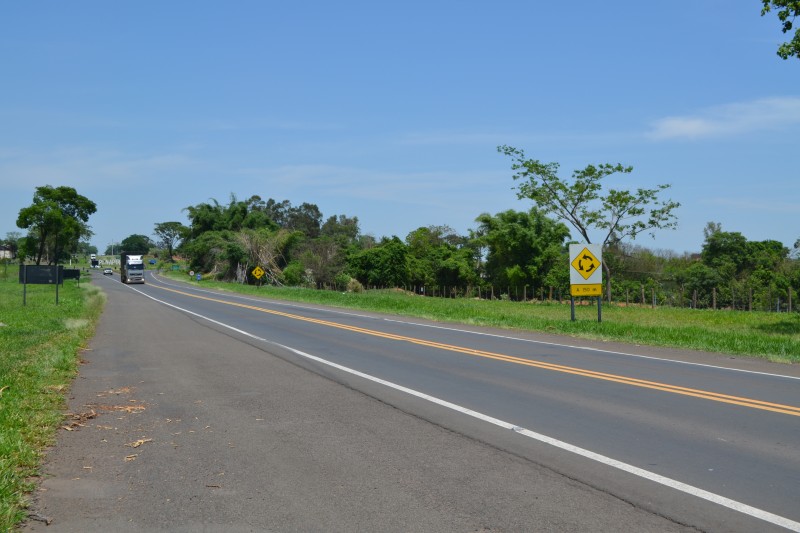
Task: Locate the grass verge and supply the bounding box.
[164,270,800,363]
[0,271,104,531]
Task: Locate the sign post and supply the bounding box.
[19,265,64,305]
[569,244,603,322]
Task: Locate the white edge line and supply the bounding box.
[147,271,799,382]
[130,282,800,532]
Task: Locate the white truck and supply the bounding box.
[120,252,145,284]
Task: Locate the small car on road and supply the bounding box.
[103,268,113,275]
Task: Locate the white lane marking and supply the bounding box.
[129,283,800,531]
[146,271,800,382]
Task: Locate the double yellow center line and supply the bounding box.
[152,282,800,417]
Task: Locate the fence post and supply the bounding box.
[749,287,753,312]
[712,287,716,310]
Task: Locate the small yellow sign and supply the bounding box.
[570,284,602,297]
[570,247,601,281]
[252,266,266,280]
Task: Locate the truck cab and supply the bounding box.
[120,252,145,284]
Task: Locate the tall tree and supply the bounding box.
[348,237,409,288]
[16,185,97,264]
[119,234,154,254]
[474,209,570,297]
[499,145,680,300]
[761,0,800,60]
[154,221,189,260]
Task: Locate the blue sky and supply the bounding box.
[1,1,798,256]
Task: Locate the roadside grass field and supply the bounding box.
[163,270,800,363]
[0,268,103,531]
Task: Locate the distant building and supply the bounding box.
[0,245,14,260]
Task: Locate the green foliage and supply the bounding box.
[348,236,409,288]
[404,225,479,292]
[761,0,800,59]
[174,190,797,313]
[182,230,238,274]
[475,209,570,296]
[15,186,97,265]
[153,221,189,260]
[118,234,154,254]
[498,145,680,301]
[282,260,308,286]
[498,145,680,247]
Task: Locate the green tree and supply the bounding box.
[681,262,722,308]
[154,221,189,260]
[474,208,570,299]
[499,145,680,301]
[16,185,97,264]
[2,231,22,258]
[119,234,154,254]
[405,226,479,296]
[296,215,360,288]
[702,231,749,279]
[348,237,409,288]
[761,0,800,60]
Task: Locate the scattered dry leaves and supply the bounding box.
[125,438,153,448]
[61,410,98,431]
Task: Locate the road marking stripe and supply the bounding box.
[128,283,800,532]
[149,282,800,417]
[150,272,800,382]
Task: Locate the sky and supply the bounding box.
[1,1,798,257]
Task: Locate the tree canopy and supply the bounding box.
[154,221,189,260]
[16,185,97,264]
[119,234,154,254]
[761,0,800,60]
[499,145,680,300]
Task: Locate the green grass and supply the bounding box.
[0,269,104,531]
[165,270,800,363]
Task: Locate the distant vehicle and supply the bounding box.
[103,268,113,275]
[90,254,97,260]
[120,252,145,284]
[149,259,157,265]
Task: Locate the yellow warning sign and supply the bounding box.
[570,247,601,281]
[252,266,266,280]
[570,284,602,297]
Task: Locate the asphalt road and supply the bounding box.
[23,270,800,532]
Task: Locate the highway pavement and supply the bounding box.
[23,270,800,532]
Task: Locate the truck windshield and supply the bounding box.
[129,264,144,271]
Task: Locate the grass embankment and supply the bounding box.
[0,269,103,531]
[163,270,800,363]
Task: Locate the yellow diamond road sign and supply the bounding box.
[571,247,601,280]
[252,266,266,280]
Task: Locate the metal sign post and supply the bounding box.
[19,265,64,305]
[569,244,603,322]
